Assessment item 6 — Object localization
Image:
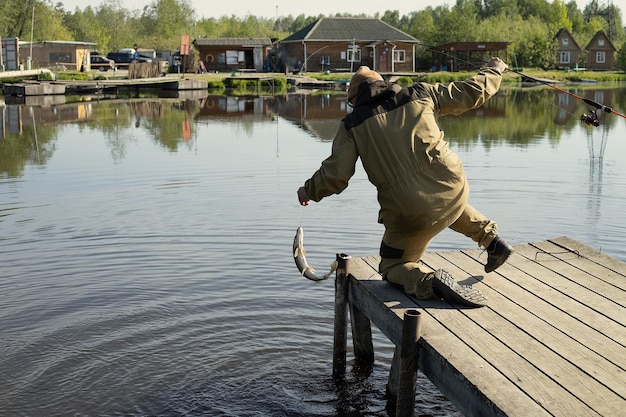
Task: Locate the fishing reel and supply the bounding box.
[581,109,600,127]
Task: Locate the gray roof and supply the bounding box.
[281,18,418,43]
[194,37,272,47]
[584,30,616,51]
[20,40,97,46]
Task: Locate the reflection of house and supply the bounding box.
[19,40,96,71]
[277,17,419,73]
[430,42,509,72]
[555,28,582,69]
[275,94,349,141]
[585,31,616,71]
[195,95,274,121]
[193,38,273,73]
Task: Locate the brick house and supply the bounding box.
[193,37,273,72]
[555,28,582,69]
[276,17,419,73]
[585,30,616,70]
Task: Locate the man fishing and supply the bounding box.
[297,58,513,307]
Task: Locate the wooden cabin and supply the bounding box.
[555,28,582,70]
[193,37,273,73]
[18,40,96,71]
[585,31,616,71]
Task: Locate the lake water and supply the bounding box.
[1,84,625,416]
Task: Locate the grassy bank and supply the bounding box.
[190,68,626,88]
[9,68,624,89]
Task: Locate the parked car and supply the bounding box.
[91,55,115,71]
[106,52,151,67]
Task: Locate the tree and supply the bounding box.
[137,0,196,50]
[380,10,401,28]
[583,0,624,42]
[509,16,557,68]
[615,40,626,70]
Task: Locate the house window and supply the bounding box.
[347,47,361,62]
[562,38,569,46]
[226,50,245,65]
[393,50,406,63]
[560,51,570,64]
[597,51,605,63]
[49,53,71,62]
[598,39,605,47]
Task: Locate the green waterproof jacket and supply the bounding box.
[304,67,503,233]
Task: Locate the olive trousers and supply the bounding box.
[378,203,498,299]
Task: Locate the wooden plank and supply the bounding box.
[345,237,626,417]
[459,245,626,347]
[434,248,625,375]
[348,258,552,417]
[512,243,625,342]
[422,250,626,415]
[548,236,626,291]
[532,238,626,295]
[525,240,626,313]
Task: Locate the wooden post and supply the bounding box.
[387,347,401,403]
[395,309,422,417]
[350,302,374,368]
[333,253,351,380]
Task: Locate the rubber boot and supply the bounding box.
[431,269,488,308]
[485,236,513,273]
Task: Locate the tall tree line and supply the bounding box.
[0,0,623,69]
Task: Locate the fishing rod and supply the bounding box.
[506,67,626,127]
[427,45,626,127]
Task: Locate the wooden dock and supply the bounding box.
[2,77,208,96]
[333,237,625,416]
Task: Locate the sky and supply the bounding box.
[57,0,626,21]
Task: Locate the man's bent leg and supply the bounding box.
[450,203,513,272]
[384,262,436,299]
[378,210,461,299]
[449,203,498,248]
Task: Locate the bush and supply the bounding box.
[395,76,414,86]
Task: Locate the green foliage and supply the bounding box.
[421,71,478,83]
[273,76,287,87]
[395,76,414,86]
[207,80,225,89]
[1,0,624,72]
[223,76,288,92]
[38,71,54,81]
[616,41,626,71]
[55,71,91,80]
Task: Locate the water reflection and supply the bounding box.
[3,84,625,175]
[2,86,625,235]
[3,87,624,261]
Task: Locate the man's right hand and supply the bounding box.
[297,187,310,206]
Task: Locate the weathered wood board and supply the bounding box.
[346,237,625,417]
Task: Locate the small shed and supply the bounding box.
[19,40,96,71]
[585,31,616,71]
[554,28,582,69]
[277,18,419,73]
[193,38,273,73]
[430,42,510,72]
